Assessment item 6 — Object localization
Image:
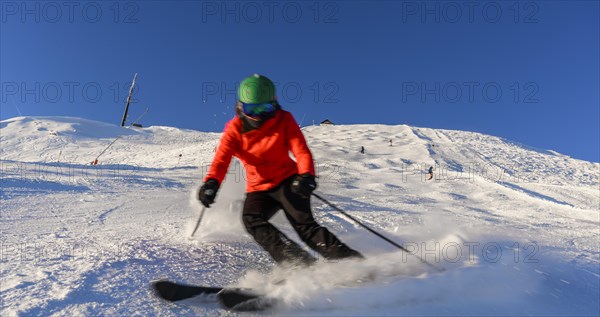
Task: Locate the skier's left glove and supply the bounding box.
[198,178,219,207]
[291,173,317,199]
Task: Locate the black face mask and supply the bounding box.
[242,115,265,130]
[237,102,280,132]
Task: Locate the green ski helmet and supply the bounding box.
[238,74,276,104]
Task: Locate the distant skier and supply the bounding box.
[427,166,433,181]
[198,74,362,266]
[360,146,365,154]
[389,139,392,146]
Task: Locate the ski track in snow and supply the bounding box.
[1,116,599,316]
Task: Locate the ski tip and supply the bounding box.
[152,280,179,302]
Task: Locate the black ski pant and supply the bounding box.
[242,176,362,265]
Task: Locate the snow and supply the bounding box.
[1,116,598,316]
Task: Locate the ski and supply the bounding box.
[151,280,274,311]
[218,287,276,311]
[152,280,222,301]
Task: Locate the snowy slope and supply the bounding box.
[1,116,598,316]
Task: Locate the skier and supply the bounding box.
[427,166,434,181]
[360,146,365,154]
[198,74,362,266]
[389,139,392,146]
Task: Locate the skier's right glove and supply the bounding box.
[291,173,317,199]
[198,178,219,208]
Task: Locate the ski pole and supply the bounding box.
[190,206,206,237]
[312,193,444,272]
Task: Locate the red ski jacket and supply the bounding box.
[204,110,315,192]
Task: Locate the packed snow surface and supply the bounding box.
[1,116,598,316]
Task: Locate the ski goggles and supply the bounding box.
[241,102,275,118]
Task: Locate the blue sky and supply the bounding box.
[1,1,598,162]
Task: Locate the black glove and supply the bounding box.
[198,178,219,207]
[291,173,317,199]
